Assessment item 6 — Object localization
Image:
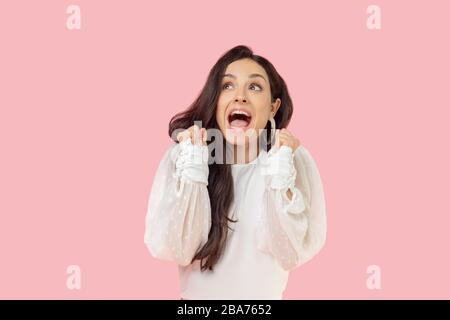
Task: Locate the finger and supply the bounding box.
[278,131,292,139]
[278,133,294,144]
[201,128,207,145]
[177,130,188,142]
[196,125,202,145]
[187,126,195,143]
[279,132,292,144]
[278,135,287,148]
[193,125,199,145]
[188,126,194,144]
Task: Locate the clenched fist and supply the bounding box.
[176,124,207,146]
[275,128,301,152]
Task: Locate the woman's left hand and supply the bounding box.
[275,128,301,152]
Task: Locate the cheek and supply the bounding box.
[252,104,271,130]
[254,114,270,130]
[216,93,232,119]
[215,103,227,127]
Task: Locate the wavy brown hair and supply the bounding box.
[168,45,294,271]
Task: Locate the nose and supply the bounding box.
[233,84,248,104]
[234,96,247,104]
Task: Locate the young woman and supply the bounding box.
[144,45,327,300]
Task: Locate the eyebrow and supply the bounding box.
[223,73,267,83]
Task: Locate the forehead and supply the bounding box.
[224,58,268,79]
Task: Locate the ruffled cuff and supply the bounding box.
[263,146,307,214]
[283,186,307,214]
[264,146,296,190]
[175,139,209,185]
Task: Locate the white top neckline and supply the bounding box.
[230,149,267,167]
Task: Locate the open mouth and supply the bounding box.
[227,110,253,132]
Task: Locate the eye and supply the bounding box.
[249,83,262,91]
[222,82,233,90]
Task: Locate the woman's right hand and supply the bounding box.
[174,124,210,184]
[176,125,207,146]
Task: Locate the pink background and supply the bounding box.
[1,0,449,299]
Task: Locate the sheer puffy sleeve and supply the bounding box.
[258,145,327,271]
[144,139,212,266]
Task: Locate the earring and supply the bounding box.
[269,117,276,146]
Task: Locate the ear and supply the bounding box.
[270,98,282,118]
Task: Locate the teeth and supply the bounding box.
[231,110,250,117]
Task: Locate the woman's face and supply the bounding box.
[216,58,281,146]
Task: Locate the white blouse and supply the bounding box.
[144,138,327,300]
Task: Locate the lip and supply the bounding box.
[225,105,255,132]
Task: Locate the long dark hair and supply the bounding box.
[168,45,294,271]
